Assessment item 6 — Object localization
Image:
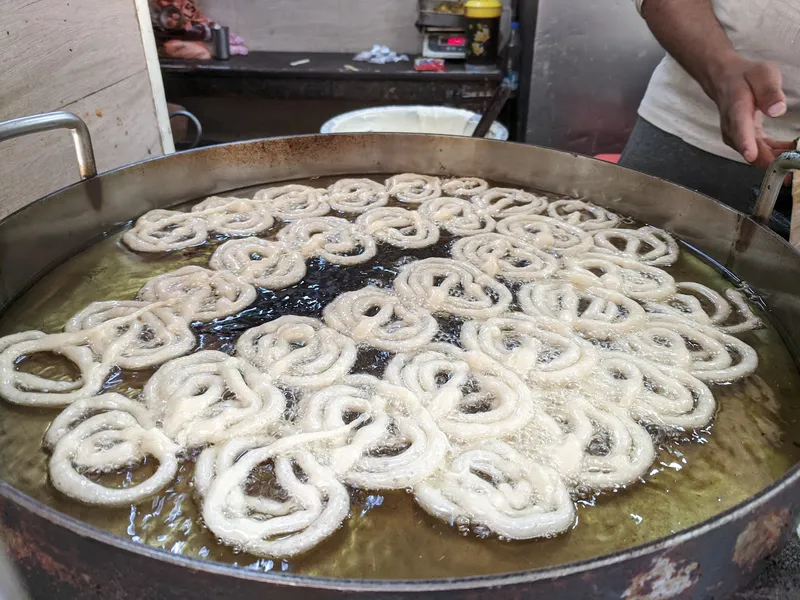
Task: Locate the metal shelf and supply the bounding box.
[417,11,466,28]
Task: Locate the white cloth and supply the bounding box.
[636,0,800,162]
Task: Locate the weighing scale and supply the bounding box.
[421,28,468,59]
[417,1,467,60]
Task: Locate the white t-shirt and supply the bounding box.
[636,0,800,162]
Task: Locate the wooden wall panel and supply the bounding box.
[0,0,146,119]
[0,0,172,219]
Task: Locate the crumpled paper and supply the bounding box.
[353,45,410,64]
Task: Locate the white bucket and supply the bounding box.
[320,105,509,140]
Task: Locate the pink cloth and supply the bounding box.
[150,0,248,59]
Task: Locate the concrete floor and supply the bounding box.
[735,533,800,599]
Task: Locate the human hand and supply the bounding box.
[710,58,790,168]
[755,113,796,165]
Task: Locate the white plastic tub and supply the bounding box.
[320,105,509,140]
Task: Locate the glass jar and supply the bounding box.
[464,0,502,68]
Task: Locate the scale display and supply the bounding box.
[422,32,467,59]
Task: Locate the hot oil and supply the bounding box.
[1,176,799,580]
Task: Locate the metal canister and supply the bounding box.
[464,0,502,68]
[212,24,231,61]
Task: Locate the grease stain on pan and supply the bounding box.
[208,135,380,175]
[622,556,699,600]
[732,509,791,571]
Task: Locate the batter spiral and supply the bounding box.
[144,351,286,448]
[236,316,357,389]
[254,184,330,220]
[451,233,559,281]
[0,330,117,407]
[278,216,377,265]
[475,188,549,218]
[594,352,716,430]
[209,237,307,289]
[562,253,676,301]
[622,317,758,383]
[461,314,598,385]
[323,287,438,351]
[47,394,180,506]
[394,258,512,318]
[536,397,656,489]
[592,226,680,267]
[123,196,276,253]
[385,344,536,440]
[546,199,620,231]
[496,214,594,255]
[643,282,729,325]
[326,178,389,213]
[200,440,351,558]
[138,265,257,322]
[441,177,489,197]
[517,281,646,337]
[721,289,763,333]
[414,439,575,540]
[644,282,762,334]
[122,210,208,253]
[65,301,195,370]
[191,196,275,237]
[385,173,442,204]
[299,374,449,489]
[44,393,154,450]
[418,196,495,237]
[356,207,440,249]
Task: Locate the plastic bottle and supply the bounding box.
[503,21,520,89]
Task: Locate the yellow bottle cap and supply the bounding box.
[465,0,502,18]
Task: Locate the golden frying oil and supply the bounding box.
[0,177,798,580]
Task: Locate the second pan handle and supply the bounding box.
[752,151,800,226]
[0,111,97,180]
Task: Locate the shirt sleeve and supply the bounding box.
[634,0,645,15]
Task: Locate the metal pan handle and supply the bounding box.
[169,109,203,150]
[0,111,97,180]
[752,151,800,225]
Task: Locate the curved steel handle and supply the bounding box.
[0,111,97,180]
[752,151,800,225]
[169,109,203,150]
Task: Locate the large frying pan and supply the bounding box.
[0,112,799,599]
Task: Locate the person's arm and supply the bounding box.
[639,0,790,167]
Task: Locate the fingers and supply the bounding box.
[767,138,798,184]
[745,62,786,117]
[721,89,758,163]
[717,60,790,167]
[758,139,795,179]
[764,138,797,151]
[754,138,778,169]
[751,137,797,169]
